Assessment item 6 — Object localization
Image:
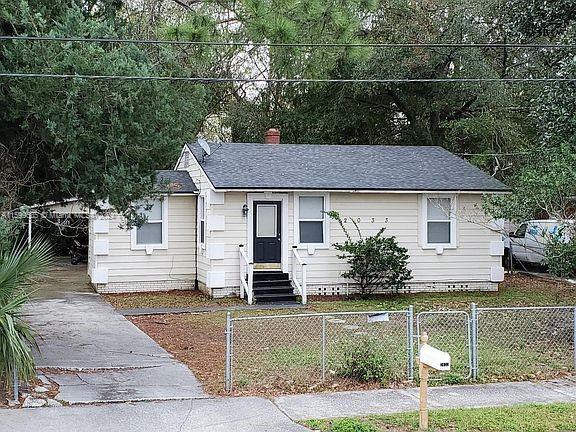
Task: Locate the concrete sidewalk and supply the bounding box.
[0,397,308,432]
[274,378,576,420]
[3,379,576,431]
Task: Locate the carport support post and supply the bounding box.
[225,311,233,392]
[27,213,32,249]
[470,303,478,380]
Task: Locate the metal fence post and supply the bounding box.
[407,305,415,380]
[321,315,327,380]
[225,311,233,392]
[470,303,478,380]
[13,365,19,403]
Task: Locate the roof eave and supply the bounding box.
[208,186,511,194]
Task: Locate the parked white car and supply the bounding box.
[505,219,570,266]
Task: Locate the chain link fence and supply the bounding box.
[476,306,575,380]
[225,309,413,392]
[225,305,576,392]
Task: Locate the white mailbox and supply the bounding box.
[419,344,451,371]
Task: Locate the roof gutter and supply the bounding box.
[208,188,512,195]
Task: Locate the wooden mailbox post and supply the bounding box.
[417,331,451,431]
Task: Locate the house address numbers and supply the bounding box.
[342,217,389,224]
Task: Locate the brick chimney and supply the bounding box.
[264,128,280,144]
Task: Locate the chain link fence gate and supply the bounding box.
[416,310,472,380]
[225,309,414,392]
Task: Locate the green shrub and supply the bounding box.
[544,228,576,278]
[327,211,412,295]
[440,372,466,385]
[0,237,54,388]
[338,336,393,383]
[330,418,377,432]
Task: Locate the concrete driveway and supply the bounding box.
[23,262,206,404]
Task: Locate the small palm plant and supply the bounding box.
[0,238,53,391]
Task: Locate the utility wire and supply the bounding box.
[0,72,574,83]
[2,35,576,49]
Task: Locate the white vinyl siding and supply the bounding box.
[96,195,196,284]
[200,191,499,292]
[184,153,215,285]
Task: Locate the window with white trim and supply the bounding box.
[132,198,167,248]
[296,194,328,245]
[422,196,456,247]
[198,195,206,245]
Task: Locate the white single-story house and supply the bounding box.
[88,129,510,303]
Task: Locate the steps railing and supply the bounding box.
[239,245,254,304]
[291,246,307,305]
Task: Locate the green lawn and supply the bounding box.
[303,403,576,432]
[106,274,576,312]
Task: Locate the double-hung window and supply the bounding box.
[422,195,456,248]
[132,198,168,249]
[198,195,206,246]
[296,194,328,246]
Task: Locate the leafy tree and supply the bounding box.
[218,0,536,179]
[545,233,576,278]
[0,0,210,223]
[0,238,53,390]
[487,0,576,222]
[328,211,412,295]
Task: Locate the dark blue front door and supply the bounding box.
[253,201,281,263]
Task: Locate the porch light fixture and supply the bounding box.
[242,204,249,216]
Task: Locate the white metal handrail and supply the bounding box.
[291,246,307,305]
[239,245,254,304]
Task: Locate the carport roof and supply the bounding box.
[155,170,198,194]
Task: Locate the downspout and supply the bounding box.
[194,195,199,290]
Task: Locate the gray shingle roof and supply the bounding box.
[186,143,509,192]
[155,170,198,193]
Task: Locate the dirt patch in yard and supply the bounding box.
[129,311,400,396]
[106,290,243,310]
[127,274,576,396]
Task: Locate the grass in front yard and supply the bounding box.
[303,403,576,432]
[307,274,576,313]
[109,274,576,312]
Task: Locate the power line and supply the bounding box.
[2,35,576,49]
[0,72,574,83]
